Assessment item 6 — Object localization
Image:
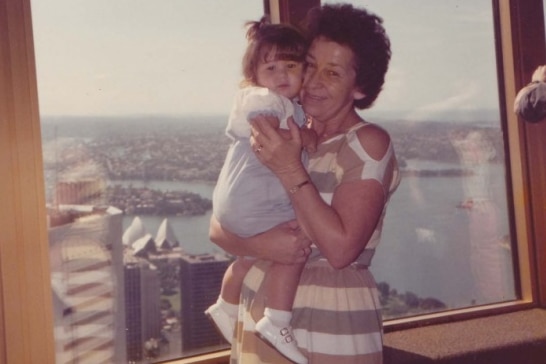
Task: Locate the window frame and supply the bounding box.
[0,0,544,363]
[0,0,56,362]
[504,0,546,308]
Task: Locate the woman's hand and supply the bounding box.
[209,216,312,265]
[256,220,312,264]
[250,115,304,178]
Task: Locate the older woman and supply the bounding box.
[210,3,399,363]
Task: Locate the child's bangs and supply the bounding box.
[259,43,306,63]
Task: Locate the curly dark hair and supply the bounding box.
[305,4,391,109]
[241,16,308,87]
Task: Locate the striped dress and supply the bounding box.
[231,122,400,364]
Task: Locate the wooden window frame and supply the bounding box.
[1,0,544,363]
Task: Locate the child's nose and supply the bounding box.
[277,67,289,79]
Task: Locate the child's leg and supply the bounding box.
[262,261,305,312]
[255,262,308,364]
[220,256,255,304]
[205,256,255,344]
[260,261,305,329]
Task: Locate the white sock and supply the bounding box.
[218,297,239,317]
[264,307,292,327]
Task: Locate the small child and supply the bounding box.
[205,17,315,364]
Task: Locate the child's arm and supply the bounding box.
[228,87,286,138]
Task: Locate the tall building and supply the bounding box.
[48,205,126,364]
[55,179,106,206]
[52,152,107,207]
[124,255,162,362]
[179,253,232,352]
[122,215,171,361]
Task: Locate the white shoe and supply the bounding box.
[204,303,235,344]
[255,316,307,364]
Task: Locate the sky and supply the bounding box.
[31,0,500,121]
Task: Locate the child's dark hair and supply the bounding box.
[241,16,308,86]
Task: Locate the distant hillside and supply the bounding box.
[363,108,499,124]
[41,114,507,185]
[41,115,227,140]
[381,119,505,164]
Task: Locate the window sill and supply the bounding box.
[168,309,546,364]
[384,308,546,363]
[166,350,230,364]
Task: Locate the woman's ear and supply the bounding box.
[353,89,366,100]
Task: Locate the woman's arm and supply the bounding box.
[251,117,394,269]
[209,215,311,265]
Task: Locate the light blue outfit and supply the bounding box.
[212,86,306,237]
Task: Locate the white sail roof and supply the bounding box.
[132,233,156,257]
[122,216,146,246]
[155,218,179,250]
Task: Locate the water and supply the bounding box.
[118,161,515,309]
[118,180,217,255]
[375,163,513,307]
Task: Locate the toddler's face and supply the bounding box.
[256,58,304,100]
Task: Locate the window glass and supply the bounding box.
[32,0,518,362]
[32,1,262,362]
[323,0,516,317]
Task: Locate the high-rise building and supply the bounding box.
[124,255,161,362]
[48,205,126,364]
[55,179,106,206]
[122,216,174,361]
[179,253,232,352]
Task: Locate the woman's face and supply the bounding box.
[301,37,364,122]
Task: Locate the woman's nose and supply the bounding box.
[304,68,321,88]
